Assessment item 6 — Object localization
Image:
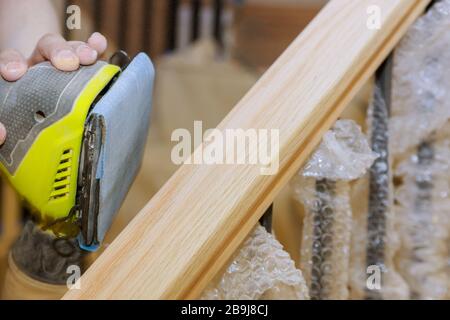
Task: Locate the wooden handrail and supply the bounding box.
[63,0,430,299]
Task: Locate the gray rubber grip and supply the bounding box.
[0,61,106,174]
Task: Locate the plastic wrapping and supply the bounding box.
[293,120,376,299]
[201,224,309,300]
[387,0,450,299]
[295,178,352,299]
[301,120,377,181]
[394,134,450,299]
[350,84,409,300]
[390,0,450,155]
[349,179,409,300]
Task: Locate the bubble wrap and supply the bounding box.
[350,179,409,300]
[395,136,450,299]
[301,120,377,181]
[350,85,409,300]
[390,0,450,155]
[294,178,352,299]
[201,224,309,300]
[293,120,376,299]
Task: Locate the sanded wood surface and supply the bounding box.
[64,0,430,299]
[1,254,67,300]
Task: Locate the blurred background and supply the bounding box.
[2,0,373,296]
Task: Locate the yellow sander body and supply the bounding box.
[0,62,120,225]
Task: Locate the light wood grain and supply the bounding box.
[64,0,430,300]
[0,181,21,258]
[0,180,21,293]
[1,254,67,300]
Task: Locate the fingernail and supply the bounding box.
[77,45,97,60]
[5,62,23,73]
[90,32,102,40]
[56,49,77,61]
[1,62,26,80]
[0,123,7,145]
[88,32,108,52]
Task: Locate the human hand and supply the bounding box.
[0,32,107,143]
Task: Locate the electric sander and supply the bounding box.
[0,52,155,252]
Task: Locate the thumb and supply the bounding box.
[0,122,6,145]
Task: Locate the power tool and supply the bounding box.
[0,52,155,251]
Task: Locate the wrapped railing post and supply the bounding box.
[293,120,377,300]
[200,224,309,300]
[390,0,450,155]
[390,0,450,299]
[395,135,450,299]
[350,58,409,300]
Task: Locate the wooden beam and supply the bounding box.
[63,0,430,299]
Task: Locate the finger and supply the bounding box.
[0,122,6,145]
[68,41,98,65]
[0,49,27,81]
[87,32,108,56]
[29,33,79,71]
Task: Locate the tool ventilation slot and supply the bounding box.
[49,149,73,200]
